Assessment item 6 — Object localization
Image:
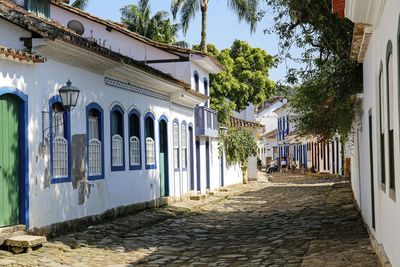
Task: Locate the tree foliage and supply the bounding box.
[265,0,363,139]
[171,0,260,52]
[194,41,275,125]
[121,0,188,47]
[224,127,258,171]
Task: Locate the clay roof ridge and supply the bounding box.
[0,0,196,90]
[0,45,45,63]
[50,1,225,71]
[229,115,264,128]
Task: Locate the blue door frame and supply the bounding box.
[0,87,29,228]
[196,140,200,191]
[189,126,194,190]
[206,141,210,189]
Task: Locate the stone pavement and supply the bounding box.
[0,173,380,266]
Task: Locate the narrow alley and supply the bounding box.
[0,174,380,266]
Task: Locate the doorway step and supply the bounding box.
[0,225,46,254]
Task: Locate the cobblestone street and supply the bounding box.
[0,173,380,266]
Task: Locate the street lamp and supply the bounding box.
[219,126,228,137]
[58,79,80,112]
[41,80,81,146]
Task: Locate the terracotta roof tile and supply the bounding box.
[50,1,225,71]
[229,115,264,128]
[265,129,278,139]
[0,0,194,90]
[0,45,45,63]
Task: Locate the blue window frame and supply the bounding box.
[194,71,199,92]
[286,115,289,134]
[110,105,125,172]
[49,95,71,184]
[128,109,141,170]
[181,121,188,171]
[203,78,209,107]
[86,103,104,180]
[173,119,180,171]
[144,112,156,169]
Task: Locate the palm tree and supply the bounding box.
[171,0,260,53]
[121,0,188,47]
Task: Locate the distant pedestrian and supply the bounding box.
[291,159,297,169]
[281,157,287,175]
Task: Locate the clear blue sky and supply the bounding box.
[86,0,300,84]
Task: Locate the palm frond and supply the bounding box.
[180,0,200,34]
[171,0,186,19]
[228,0,259,32]
[138,0,150,13]
[71,0,89,10]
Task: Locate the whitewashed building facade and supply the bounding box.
[0,0,241,230]
[333,0,400,265]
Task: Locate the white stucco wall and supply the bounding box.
[350,0,400,265]
[0,21,198,228]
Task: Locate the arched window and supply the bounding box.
[181,122,187,170]
[194,71,199,92]
[49,96,71,183]
[111,105,125,171]
[203,78,209,107]
[173,120,179,170]
[129,109,141,170]
[86,103,104,180]
[386,40,395,197]
[145,112,156,169]
[379,62,385,188]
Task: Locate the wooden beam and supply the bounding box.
[141,58,190,64]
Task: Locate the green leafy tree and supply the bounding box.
[224,127,258,183]
[194,41,275,125]
[265,0,362,140]
[171,0,260,52]
[121,0,188,47]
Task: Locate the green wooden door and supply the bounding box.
[160,153,165,197]
[0,95,20,227]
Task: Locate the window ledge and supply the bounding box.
[146,165,156,170]
[129,165,142,171]
[88,175,104,181]
[51,177,71,184]
[389,188,396,202]
[381,183,386,192]
[111,166,125,172]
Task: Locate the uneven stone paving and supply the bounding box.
[0,173,380,266]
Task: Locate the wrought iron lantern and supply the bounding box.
[219,126,228,137]
[58,79,80,112]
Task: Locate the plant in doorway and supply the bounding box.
[223,127,258,184]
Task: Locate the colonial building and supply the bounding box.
[333,0,400,265]
[272,101,344,174]
[0,0,242,231]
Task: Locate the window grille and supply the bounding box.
[53,112,64,137]
[89,116,99,140]
[112,134,123,166]
[181,124,187,168]
[146,137,155,165]
[130,136,140,166]
[88,138,102,176]
[173,123,179,169]
[53,136,68,178]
